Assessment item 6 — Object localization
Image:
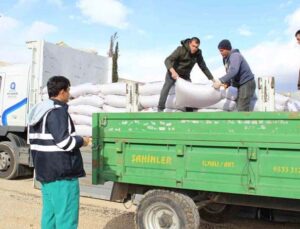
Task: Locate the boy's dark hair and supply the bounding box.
[47,76,70,98]
[190,37,200,44]
[296,30,300,37]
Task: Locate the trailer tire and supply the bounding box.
[0,141,18,179]
[135,189,200,229]
[199,203,236,223]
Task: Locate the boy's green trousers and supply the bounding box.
[41,178,79,229]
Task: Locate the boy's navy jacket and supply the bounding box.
[28,98,85,182]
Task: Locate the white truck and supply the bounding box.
[0,40,111,179]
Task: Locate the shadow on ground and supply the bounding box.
[103,208,300,229]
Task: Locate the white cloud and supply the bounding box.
[238,25,253,37]
[119,48,222,84]
[76,0,130,29]
[15,0,38,7]
[285,7,300,35]
[25,21,58,40]
[0,15,19,31]
[137,29,147,36]
[47,0,63,8]
[203,35,214,41]
[119,49,167,82]
[243,40,300,91]
[280,0,293,8]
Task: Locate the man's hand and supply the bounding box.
[223,83,230,89]
[213,79,222,89]
[83,136,90,146]
[170,68,179,80]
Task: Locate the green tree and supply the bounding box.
[112,41,119,83]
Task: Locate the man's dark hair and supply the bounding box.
[47,76,70,98]
[296,30,300,37]
[190,37,200,44]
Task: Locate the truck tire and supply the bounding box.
[135,189,200,229]
[199,203,236,223]
[0,141,18,179]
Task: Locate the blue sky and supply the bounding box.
[0,0,299,91]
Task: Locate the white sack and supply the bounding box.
[141,107,158,112]
[139,82,175,96]
[42,93,48,101]
[139,95,159,108]
[98,92,105,98]
[71,114,92,126]
[100,82,127,95]
[289,99,300,111]
[103,104,127,112]
[207,99,237,111]
[68,95,104,107]
[197,109,223,112]
[286,102,298,112]
[104,95,127,108]
[275,93,289,106]
[275,104,286,112]
[70,83,101,98]
[69,105,102,116]
[139,82,164,95]
[75,125,92,137]
[138,94,179,109]
[164,108,183,112]
[175,78,223,108]
[42,87,48,94]
[225,87,238,101]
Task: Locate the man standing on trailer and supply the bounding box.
[158,37,215,112]
[295,30,300,90]
[28,76,89,229]
[213,39,256,111]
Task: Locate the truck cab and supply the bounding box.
[0,40,111,179]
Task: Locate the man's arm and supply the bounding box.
[197,51,214,80]
[219,53,242,83]
[47,108,84,151]
[164,47,181,71]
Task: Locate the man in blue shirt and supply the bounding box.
[213,39,256,111]
[295,30,300,90]
[28,76,89,229]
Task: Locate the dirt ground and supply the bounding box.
[0,178,299,229]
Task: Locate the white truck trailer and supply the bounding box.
[0,40,111,179]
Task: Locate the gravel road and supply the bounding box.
[0,178,299,229]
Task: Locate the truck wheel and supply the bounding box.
[0,141,18,179]
[136,190,200,229]
[199,203,235,223]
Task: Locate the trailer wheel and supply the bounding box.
[199,203,235,223]
[136,190,200,229]
[0,141,18,179]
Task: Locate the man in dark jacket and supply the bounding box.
[213,39,256,111]
[158,37,215,111]
[295,30,300,90]
[28,76,89,229]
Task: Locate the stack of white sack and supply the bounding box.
[286,99,300,111]
[68,83,104,137]
[250,93,295,111]
[101,82,128,112]
[138,81,183,112]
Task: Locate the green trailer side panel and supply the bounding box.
[92,112,300,200]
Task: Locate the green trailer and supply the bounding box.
[92,112,300,229]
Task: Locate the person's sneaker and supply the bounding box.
[157,108,164,112]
